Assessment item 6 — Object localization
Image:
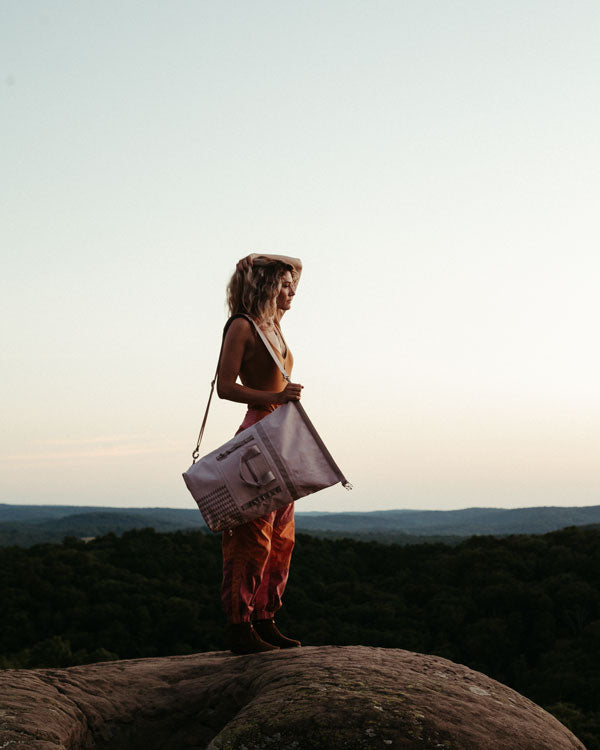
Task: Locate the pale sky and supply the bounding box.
[2,1,599,512]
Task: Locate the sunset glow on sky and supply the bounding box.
[2,1,599,511]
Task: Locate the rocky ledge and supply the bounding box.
[0,645,585,749]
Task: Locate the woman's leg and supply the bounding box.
[221,407,276,625]
[251,501,300,648]
[252,501,295,620]
[221,513,274,624]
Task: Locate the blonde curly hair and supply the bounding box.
[226,259,298,323]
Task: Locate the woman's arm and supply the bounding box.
[216,318,302,405]
[236,253,302,281]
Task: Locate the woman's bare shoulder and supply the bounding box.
[224,316,254,343]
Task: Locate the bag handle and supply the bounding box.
[239,445,276,487]
[190,314,290,462]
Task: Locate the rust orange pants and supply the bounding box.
[221,407,295,624]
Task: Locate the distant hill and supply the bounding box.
[295,505,600,535]
[1,502,600,547]
[0,505,203,525]
[0,507,205,547]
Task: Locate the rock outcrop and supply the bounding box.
[0,646,585,749]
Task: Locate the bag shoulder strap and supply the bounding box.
[190,314,290,462]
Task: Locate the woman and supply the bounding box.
[217,252,304,654]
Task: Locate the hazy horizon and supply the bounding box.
[2,2,599,512]
[1,498,599,514]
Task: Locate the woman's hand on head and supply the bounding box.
[236,254,254,273]
[276,382,303,404]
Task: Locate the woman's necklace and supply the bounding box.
[260,320,287,356]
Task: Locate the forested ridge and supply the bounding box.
[1,527,599,748]
[3,502,600,547]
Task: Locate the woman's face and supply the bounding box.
[276,270,295,311]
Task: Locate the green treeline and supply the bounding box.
[1,527,599,748]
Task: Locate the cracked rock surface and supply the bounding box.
[0,645,585,749]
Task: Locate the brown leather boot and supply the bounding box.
[227,622,280,655]
[253,619,301,648]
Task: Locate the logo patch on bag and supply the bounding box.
[240,485,282,511]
